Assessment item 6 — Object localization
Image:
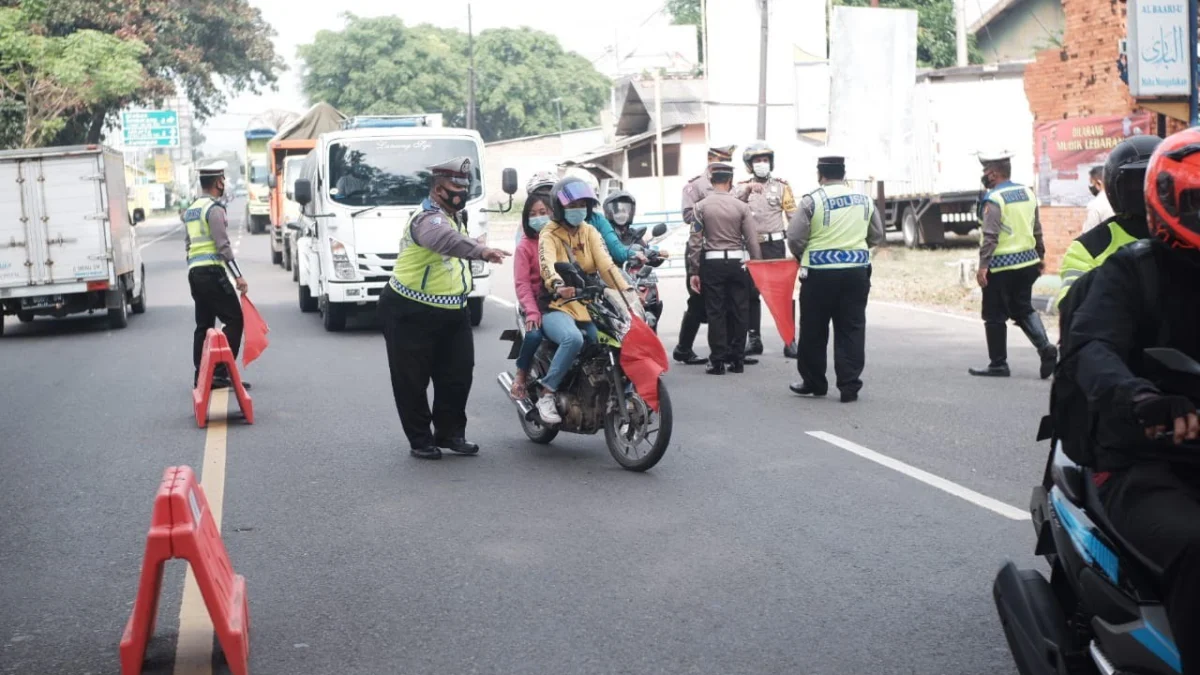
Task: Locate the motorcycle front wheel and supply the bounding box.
[604,377,672,472]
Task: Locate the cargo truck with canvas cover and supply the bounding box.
[268,103,346,267]
[0,145,147,334]
[244,127,275,234]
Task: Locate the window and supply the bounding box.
[627,143,681,179]
[326,138,482,207]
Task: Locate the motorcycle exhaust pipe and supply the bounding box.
[497,371,536,420]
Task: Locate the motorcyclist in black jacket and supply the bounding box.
[1063,127,1200,673]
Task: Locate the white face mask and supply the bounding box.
[752,162,771,179]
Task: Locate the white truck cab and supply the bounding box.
[290,119,516,331]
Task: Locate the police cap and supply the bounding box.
[816,155,845,167]
[708,161,735,181]
[197,160,228,178]
[707,145,736,162]
[976,149,1014,166]
[429,156,473,187]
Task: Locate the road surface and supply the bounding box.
[1,200,1051,675]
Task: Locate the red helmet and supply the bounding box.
[1146,127,1200,251]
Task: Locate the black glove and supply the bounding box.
[1133,394,1197,428]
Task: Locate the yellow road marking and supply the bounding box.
[173,389,230,675]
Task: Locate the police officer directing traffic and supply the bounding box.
[787,154,885,403]
[185,161,249,390]
[969,150,1056,379]
[687,161,763,375]
[735,141,797,356]
[674,145,737,366]
[378,157,510,460]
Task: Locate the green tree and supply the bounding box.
[0,7,146,147]
[835,0,981,69]
[297,14,610,143]
[666,0,701,26]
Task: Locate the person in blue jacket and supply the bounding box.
[532,168,644,266]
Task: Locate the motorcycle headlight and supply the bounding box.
[329,238,356,280]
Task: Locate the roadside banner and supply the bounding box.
[1034,113,1154,206]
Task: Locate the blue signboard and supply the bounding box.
[121,110,180,148]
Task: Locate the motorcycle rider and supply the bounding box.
[1055,134,1160,309]
[508,191,556,399]
[541,167,646,268]
[535,176,638,425]
[604,190,666,327]
[735,142,797,356]
[1060,128,1200,674]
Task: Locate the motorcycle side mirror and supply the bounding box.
[651,223,668,237]
[629,225,648,240]
[553,262,584,287]
[1145,348,1200,378]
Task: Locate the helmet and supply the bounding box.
[1145,127,1200,252]
[563,167,600,196]
[526,170,557,196]
[1104,134,1161,217]
[550,177,598,224]
[743,141,774,173]
[602,190,636,227]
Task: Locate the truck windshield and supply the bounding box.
[249,162,269,185]
[326,138,482,207]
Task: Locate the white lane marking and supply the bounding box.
[869,301,977,324]
[138,223,184,251]
[487,296,516,309]
[806,431,1027,521]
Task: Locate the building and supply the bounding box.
[483,127,606,205]
[971,0,1066,64]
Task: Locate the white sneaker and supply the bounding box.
[536,393,562,425]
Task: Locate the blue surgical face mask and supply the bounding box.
[528,215,550,232]
[564,208,587,226]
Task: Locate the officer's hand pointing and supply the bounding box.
[481,248,510,264]
[689,275,701,294]
[236,278,249,294]
[976,268,988,288]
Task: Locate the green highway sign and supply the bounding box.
[121,110,180,148]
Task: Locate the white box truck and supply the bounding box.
[0,145,147,334]
[290,116,515,331]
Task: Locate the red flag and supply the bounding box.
[620,315,669,412]
[746,258,800,346]
[240,295,270,368]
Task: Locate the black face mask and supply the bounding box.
[981,173,994,190]
[443,187,468,210]
[1089,185,1100,197]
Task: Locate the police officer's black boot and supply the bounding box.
[705,358,725,375]
[783,341,798,359]
[1017,312,1058,379]
[969,322,1011,377]
[745,330,764,356]
[673,312,707,365]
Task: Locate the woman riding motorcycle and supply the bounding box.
[508,191,555,399]
[534,176,637,425]
[528,168,644,266]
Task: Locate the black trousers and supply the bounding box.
[981,264,1038,323]
[748,239,787,334]
[378,288,474,449]
[189,267,243,373]
[700,258,750,363]
[797,266,871,395]
[677,266,707,351]
[1103,462,1200,674]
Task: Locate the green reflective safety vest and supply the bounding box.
[389,199,472,309]
[184,197,223,269]
[981,182,1039,272]
[803,183,872,269]
[1054,218,1140,309]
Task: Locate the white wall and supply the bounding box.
[483,129,606,204]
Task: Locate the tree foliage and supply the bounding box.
[835,0,981,69]
[0,6,145,147]
[298,14,611,143]
[666,0,702,26]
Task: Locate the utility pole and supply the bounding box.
[467,3,476,129]
[955,0,967,67]
[701,0,710,144]
[552,98,563,134]
[654,71,665,211]
[756,0,769,139]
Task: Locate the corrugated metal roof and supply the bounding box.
[561,126,685,166]
[613,77,706,136]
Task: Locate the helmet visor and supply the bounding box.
[556,180,597,206]
[609,200,633,225]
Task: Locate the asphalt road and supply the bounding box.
[1,200,1053,675]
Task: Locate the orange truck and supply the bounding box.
[266,103,345,268]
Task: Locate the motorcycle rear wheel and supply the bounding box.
[604,377,672,472]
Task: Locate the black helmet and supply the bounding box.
[1105,134,1162,217]
[602,190,636,228]
[549,176,598,224]
[742,141,774,173]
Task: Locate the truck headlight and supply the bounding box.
[470,260,486,275]
[330,239,357,280]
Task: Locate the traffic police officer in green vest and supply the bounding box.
[970,150,1057,379]
[378,156,510,460]
[1054,134,1160,309]
[786,154,885,403]
[185,161,249,390]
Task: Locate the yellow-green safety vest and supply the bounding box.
[184,197,223,269]
[803,183,872,269]
[1054,218,1140,308]
[981,182,1040,272]
[388,198,472,309]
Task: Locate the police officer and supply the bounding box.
[736,141,797,356]
[674,145,737,365]
[688,161,763,375]
[185,161,250,390]
[378,157,510,460]
[787,155,885,403]
[969,151,1056,379]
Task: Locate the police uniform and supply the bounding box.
[1054,216,1143,309]
[674,144,736,365]
[185,161,246,388]
[687,161,763,375]
[786,155,885,402]
[378,157,488,460]
[736,143,798,355]
[969,151,1056,379]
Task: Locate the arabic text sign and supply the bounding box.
[121,110,179,148]
[1034,113,1153,206]
[1127,0,1193,97]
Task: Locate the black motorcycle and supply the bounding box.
[994,347,1190,675]
[620,223,668,332]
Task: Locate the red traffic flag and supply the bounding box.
[746,258,800,346]
[240,295,270,368]
[619,315,669,412]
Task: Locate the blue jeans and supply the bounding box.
[516,327,544,372]
[540,311,597,392]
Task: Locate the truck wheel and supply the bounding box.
[902,210,923,249]
[107,279,130,329]
[292,251,300,282]
[299,283,318,313]
[16,311,34,323]
[283,239,293,272]
[131,266,147,314]
[468,297,484,327]
[322,299,347,332]
[271,242,283,266]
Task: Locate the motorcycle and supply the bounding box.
[498,261,673,472]
[620,222,669,332]
[993,347,1191,675]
